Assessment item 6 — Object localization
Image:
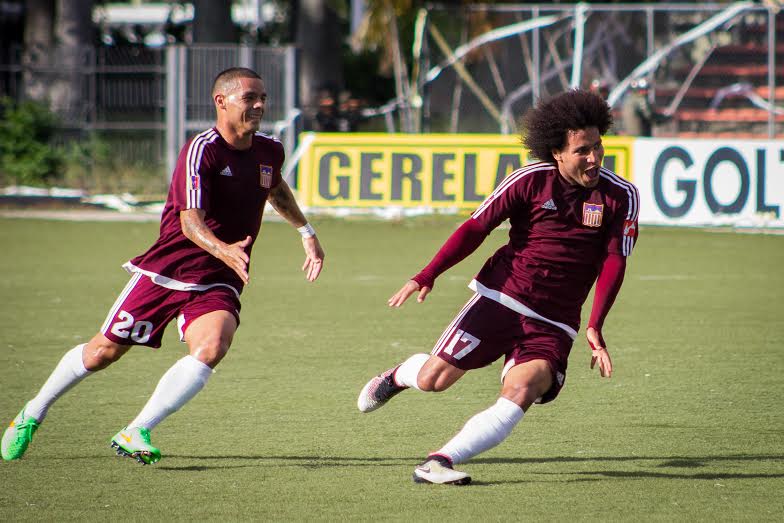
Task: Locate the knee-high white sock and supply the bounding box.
[25,344,92,423]
[127,355,213,431]
[433,397,524,465]
[394,353,429,391]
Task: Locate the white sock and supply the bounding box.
[394,353,429,390]
[127,355,213,431]
[434,397,524,465]
[25,344,92,423]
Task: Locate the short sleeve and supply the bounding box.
[270,140,285,190]
[171,131,220,213]
[605,178,640,257]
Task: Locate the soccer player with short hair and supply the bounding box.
[2,67,325,464]
[358,89,639,485]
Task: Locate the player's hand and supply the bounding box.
[587,326,613,378]
[388,280,430,307]
[301,235,325,282]
[223,235,252,284]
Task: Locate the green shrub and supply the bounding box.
[62,134,111,190]
[62,133,167,195]
[0,97,64,186]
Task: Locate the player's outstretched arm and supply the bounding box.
[388,219,487,308]
[267,181,325,282]
[388,280,430,308]
[180,208,251,283]
[587,326,613,378]
[406,218,490,295]
[586,253,627,378]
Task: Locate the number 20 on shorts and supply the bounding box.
[110,310,154,344]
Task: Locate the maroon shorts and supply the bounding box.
[431,294,574,403]
[100,272,241,348]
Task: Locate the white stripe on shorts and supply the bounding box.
[122,261,240,299]
[431,293,482,356]
[100,272,143,334]
[469,279,577,339]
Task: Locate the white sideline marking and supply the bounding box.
[636,275,697,281]
[0,210,160,222]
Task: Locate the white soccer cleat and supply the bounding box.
[357,366,405,413]
[110,426,161,465]
[413,457,471,485]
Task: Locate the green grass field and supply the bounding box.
[0,216,782,521]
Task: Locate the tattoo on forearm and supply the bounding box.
[182,214,222,257]
[269,184,306,226]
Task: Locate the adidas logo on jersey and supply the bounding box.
[219,166,233,177]
[541,198,557,210]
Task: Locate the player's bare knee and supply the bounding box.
[501,384,532,406]
[416,369,452,392]
[189,338,231,368]
[416,373,433,391]
[501,379,549,409]
[83,338,129,371]
[416,368,435,391]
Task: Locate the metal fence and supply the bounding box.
[0,44,167,173]
[0,43,298,179]
[399,2,782,138]
[1,3,781,187]
[167,45,298,178]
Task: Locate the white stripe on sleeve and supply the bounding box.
[472,163,551,219]
[599,168,640,256]
[184,129,218,209]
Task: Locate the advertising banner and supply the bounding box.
[296,133,782,228]
[633,139,783,227]
[297,133,633,211]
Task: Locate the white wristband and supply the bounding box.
[297,223,316,238]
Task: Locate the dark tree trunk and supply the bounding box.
[50,0,94,123]
[22,0,55,102]
[192,0,237,43]
[297,0,344,115]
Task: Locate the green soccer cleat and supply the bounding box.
[110,427,161,465]
[1,405,40,461]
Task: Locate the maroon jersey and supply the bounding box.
[469,162,639,337]
[125,128,284,296]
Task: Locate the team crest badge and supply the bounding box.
[623,219,637,237]
[582,202,603,227]
[260,164,273,188]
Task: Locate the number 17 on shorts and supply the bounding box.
[441,330,481,360]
